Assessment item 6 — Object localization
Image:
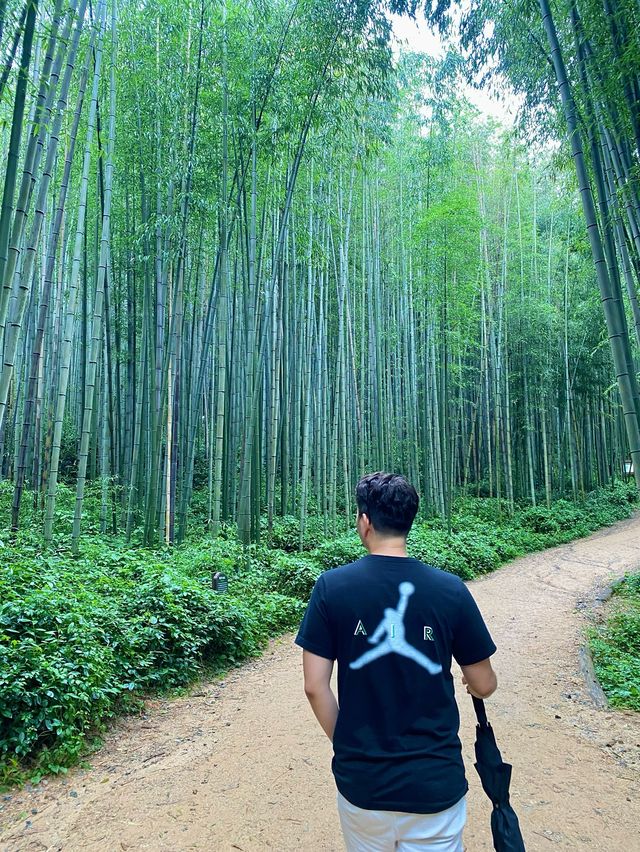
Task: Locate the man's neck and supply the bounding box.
[366,538,407,558]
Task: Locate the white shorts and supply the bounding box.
[336,789,466,852]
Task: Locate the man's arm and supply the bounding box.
[302,649,339,740]
[452,582,497,697]
[460,657,497,699]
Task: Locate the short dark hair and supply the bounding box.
[355,472,419,536]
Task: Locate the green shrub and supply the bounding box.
[310,534,365,570]
[507,525,547,553]
[516,505,561,535]
[0,597,123,768]
[408,527,475,580]
[169,538,246,580]
[0,538,304,781]
[617,573,640,597]
[451,496,511,523]
[590,638,640,711]
[263,553,322,599]
[262,515,327,552]
[450,531,500,575]
[481,528,524,562]
[590,573,640,712]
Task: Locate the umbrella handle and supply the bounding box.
[472,696,489,727]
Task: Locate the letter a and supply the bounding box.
[354,620,367,636]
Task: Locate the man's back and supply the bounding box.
[295,553,496,814]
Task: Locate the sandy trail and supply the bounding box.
[1,516,640,851]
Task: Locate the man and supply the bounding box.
[295,472,497,851]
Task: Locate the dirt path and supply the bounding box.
[2,518,640,852]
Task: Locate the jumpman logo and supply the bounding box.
[349,582,442,675]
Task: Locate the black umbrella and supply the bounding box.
[472,696,526,852]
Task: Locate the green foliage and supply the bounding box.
[260,552,322,600]
[408,527,474,580]
[451,496,511,522]
[451,531,502,575]
[590,573,640,712]
[514,483,638,544]
[310,534,365,570]
[0,536,304,784]
[261,514,326,552]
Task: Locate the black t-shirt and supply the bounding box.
[294,554,496,814]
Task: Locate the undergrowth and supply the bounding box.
[590,573,640,712]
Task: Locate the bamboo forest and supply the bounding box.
[1,0,639,844]
[0,0,639,547]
